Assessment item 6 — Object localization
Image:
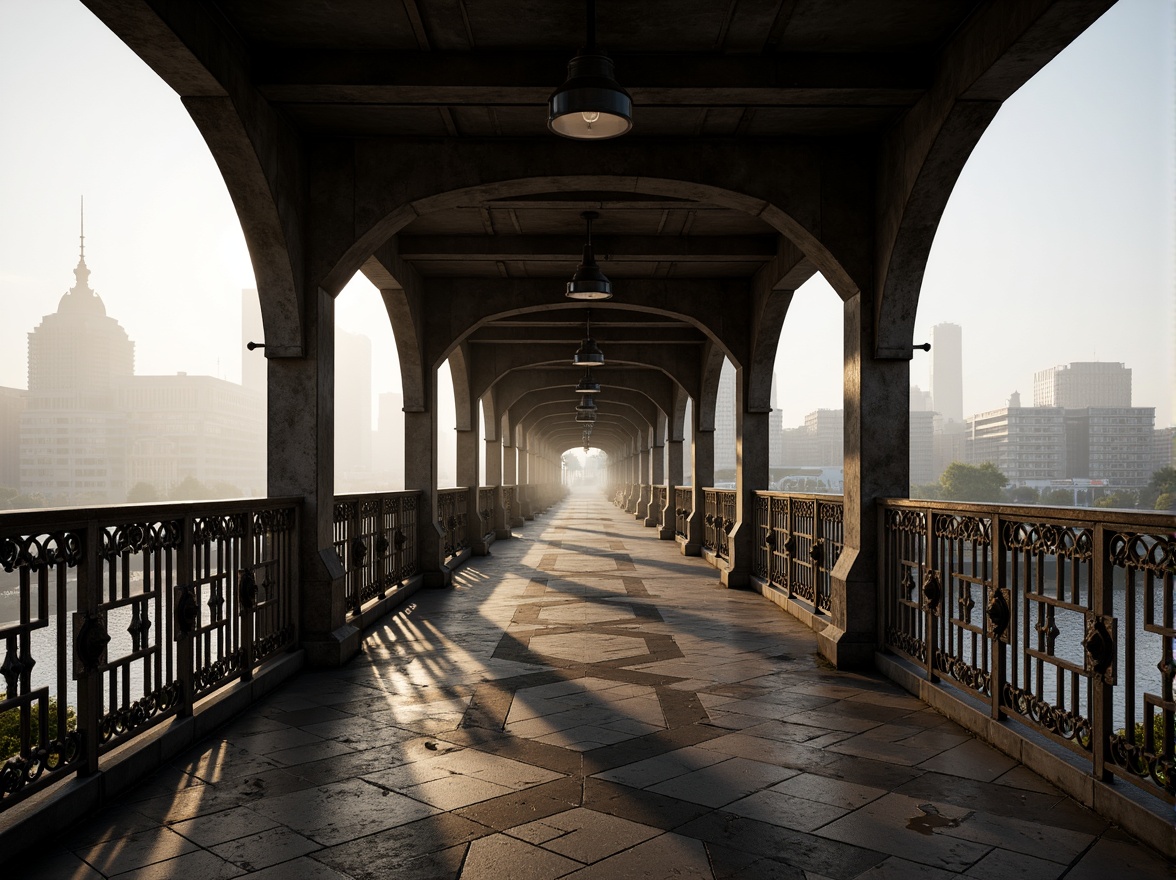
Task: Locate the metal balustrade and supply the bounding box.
[879,499,1175,808]
[674,487,692,539]
[332,492,421,615]
[0,498,298,812]
[436,489,470,562]
[702,489,736,561]
[477,487,497,540]
[752,492,843,613]
[503,486,516,529]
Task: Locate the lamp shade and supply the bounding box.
[572,335,604,365]
[548,54,632,140]
[575,395,597,412]
[566,243,612,300]
[575,410,597,422]
[576,370,602,394]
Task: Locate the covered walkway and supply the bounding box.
[16,492,1171,880]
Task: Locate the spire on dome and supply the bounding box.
[73,196,91,292]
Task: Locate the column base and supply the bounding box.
[815,624,876,670]
[302,623,362,667]
[658,527,676,540]
[494,527,513,539]
[719,566,751,589]
[677,537,701,556]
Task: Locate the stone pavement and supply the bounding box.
[16,491,1175,879]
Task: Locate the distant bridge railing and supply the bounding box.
[333,491,421,614]
[0,498,299,813]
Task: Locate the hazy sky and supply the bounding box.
[1,1,1173,435]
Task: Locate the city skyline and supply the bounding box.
[0,1,1173,437]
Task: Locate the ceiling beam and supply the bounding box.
[398,234,778,263]
[254,50,930,106]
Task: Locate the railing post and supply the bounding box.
[176,513,195,718]
[76,518,101,776]
[989,513,1005,720]
[240,511,255,682]
[923,508,937,683]
[1091,523,1113,782]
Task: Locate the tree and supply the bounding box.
[169,476,210,501]
[127,482,160,503]
[1094,490,1138,510]
[1006,486,1040,504]
[910,482,943,500]
[1040,488,1076,507]
[1140,467,1176,510]
[938,462,1008,502]
[1152,492,1175,511]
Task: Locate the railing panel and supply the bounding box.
[334,492,422,613]
[752,492,843,613]
[437,489,470,562]
[503,486,516,529]
[477,487,496,538]
[0,498,298,814]
[880,500,1176,807]
[675,487,692,539]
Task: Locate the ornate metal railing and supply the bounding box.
[478,487,497,539]
[0,498,298,813]
[503,485,516,528]
[333,491,420,615]
[675,487,692,539]
[436,488,469,562]
[880,499,1175,807]
[702,489,736,560]
[752,492,843,613]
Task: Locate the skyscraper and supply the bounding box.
[1033,362,1131,408]
[930,322,963,425]
[21,211,134,503]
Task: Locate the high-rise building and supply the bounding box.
[966,402,1067,482]
[334,328,373,490]
[1033,362,1131,408]
[0,387,27,490]
[374,391,406,489]
[21,222,135,504]
[930,322,963,426]
[19,214,266,505]
[910,385,933,412]
[909,410,936,486]
[713,359,736,475]
[1063,407,1155,487]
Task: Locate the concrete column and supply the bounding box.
[457,425,486,556]
[662,439,682,539]
[721,407,769,588]
[504,445,524,527]
[822,292,910,668]
[645,443,664,527]
[683,429,713,556]
[404,370,448,587]
[635,446,651,519]
[268,287,355,666]
[486,437,509,539]
[519,444,534,520]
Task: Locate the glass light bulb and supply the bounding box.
[581,110,601,126]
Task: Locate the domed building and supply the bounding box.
[20,222,134,504]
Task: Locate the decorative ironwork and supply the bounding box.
[73,612,110,675]
[1082,614,1116,685]
[174,584,199,638]
[1,531,83,572]
[986,587,1011,642]
[922,570,942,612]
[238,567,259,612]
[98,683,182,746]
